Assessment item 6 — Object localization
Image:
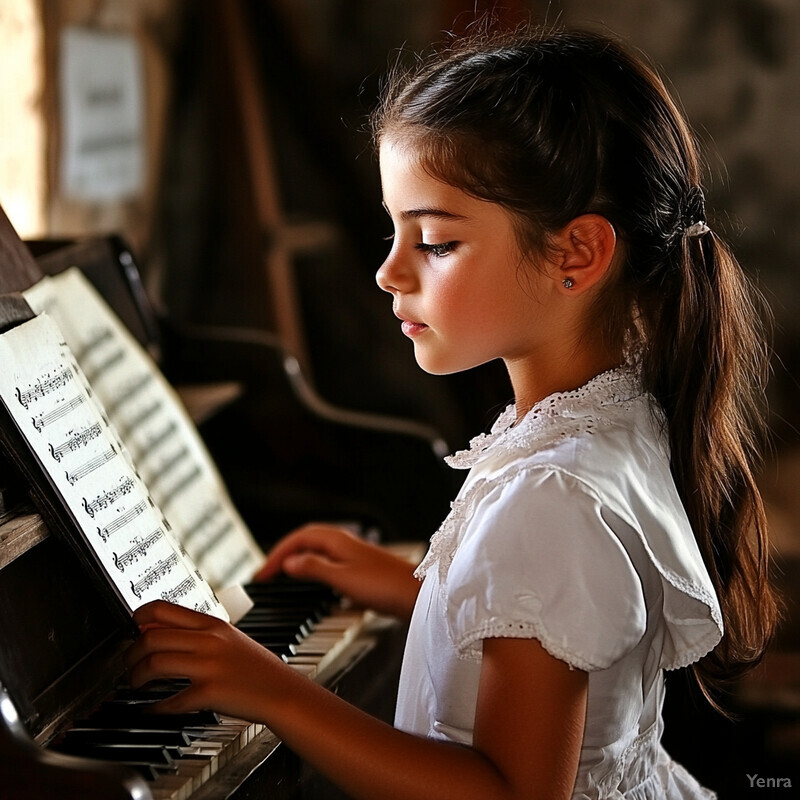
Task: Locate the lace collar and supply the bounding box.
[445,366,644,471]
[416,366,648,584]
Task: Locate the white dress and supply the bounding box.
[394,368,722,799]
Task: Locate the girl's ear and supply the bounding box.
[551,214,617,293]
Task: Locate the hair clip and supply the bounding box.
[682,186,711,239]
[685,221,710,238]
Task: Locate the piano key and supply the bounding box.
[234,621,306,639]
[177,744,223,757]
[86,703,222,730]
[60,735,223,764]
[56,741,178,766]
[244,578,335,594]
[61,727,192,746]
[112,688,192,702]
[235,638,297,657]
[53,579,366,799]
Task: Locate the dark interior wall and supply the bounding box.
[156,0,518,452]
[554,0,800,446]
[154,0,800,450]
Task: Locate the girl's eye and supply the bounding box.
[416,241,457,258]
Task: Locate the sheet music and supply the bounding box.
[23,269,265,590]
[0,314,227,619]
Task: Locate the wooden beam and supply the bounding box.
[0,205,42,294]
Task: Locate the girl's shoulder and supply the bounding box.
[419,370,723,671]
[430,456,722,671]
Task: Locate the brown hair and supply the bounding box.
[373,27,779,699]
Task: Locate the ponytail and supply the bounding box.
[642,228,779,697]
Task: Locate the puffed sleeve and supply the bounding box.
[444,466,647,671]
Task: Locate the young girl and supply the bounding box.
[125,26,779,799]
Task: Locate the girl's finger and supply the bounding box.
[261,525,354,576]
[282,551,342,583]
[132,600,214,630]
[127,623,207,656]
[143,685,201,715]
[126,646,197,688]
[130,677,204,709]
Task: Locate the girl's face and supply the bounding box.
[377,140,561,377]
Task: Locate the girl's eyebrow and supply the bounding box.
[402,207,470,222]
[381,200,470,222]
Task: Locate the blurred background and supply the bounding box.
[1,1,799,796]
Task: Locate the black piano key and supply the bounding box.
[110,680,193,705]
[244,585,336,607]
[61,727,192,747]
[87,701,221,730]
[244,603,328,618]
[247,640,298,656]
[245,578,334,593]
[238,609,316,622]
[56,741,177,766]
[235,622,305,640]
[112,687,189,702]
[240,615,319,631]
[250,597,332,609]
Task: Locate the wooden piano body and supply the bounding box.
[0,206,445,798]
[0,507,407,799]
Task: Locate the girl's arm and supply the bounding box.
[254,524,421,620]
[124,602,587,800]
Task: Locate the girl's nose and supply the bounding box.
[376,247,411,294]
[375,258,395,294]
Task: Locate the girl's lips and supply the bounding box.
[401,320,429,337]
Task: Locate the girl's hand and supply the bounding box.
[124,600,282,722]
[254,524,421,619]
[124,601,588,800]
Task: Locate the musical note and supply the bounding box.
[49,422,103,462]
[1,312,228,620]
[112,528,164,571]
[130,552,180,599]
[82,476,136,519]
[15,367,73,409]
[161,575,197,603]
[31,395,86,432]
[96,499,147,542]
[65,446,116,485]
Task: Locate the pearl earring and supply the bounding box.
[562,277,575,289]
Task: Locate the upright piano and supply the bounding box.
[0,511,408,799]
[0,206,448,798]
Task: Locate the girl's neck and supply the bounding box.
[506,342,623,423]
